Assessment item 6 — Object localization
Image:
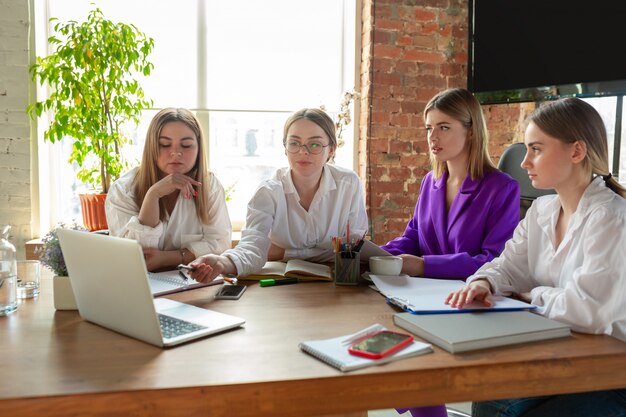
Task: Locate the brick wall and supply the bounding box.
[359,0,533,245]
[0,0,32,259]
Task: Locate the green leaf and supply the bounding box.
[28,5,154,193]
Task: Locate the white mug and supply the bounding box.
[369,256,403,276]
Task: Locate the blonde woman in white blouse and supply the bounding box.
[105,108,231,272]
[190,108,368,282]
[446,98,626,417]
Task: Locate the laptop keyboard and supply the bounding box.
[158,314,208,339]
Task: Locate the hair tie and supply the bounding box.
[603,173,613,181]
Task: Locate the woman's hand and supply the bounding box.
[143,247,163,271]
[189,255,236,283]
[150,173,201,200]
[399,254,425,276]
[445,279,493,309]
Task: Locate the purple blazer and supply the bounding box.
[381,170,520,280]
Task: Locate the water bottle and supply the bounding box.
[0,225,18,316]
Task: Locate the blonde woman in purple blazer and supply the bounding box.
[382,88,520,281]
[383,88,520,417]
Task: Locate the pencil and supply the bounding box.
[223,276,238,285]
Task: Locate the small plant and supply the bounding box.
[320,89,360,148]
[335,89,360,147]
[224,181,237,202]
[37,222,87,276]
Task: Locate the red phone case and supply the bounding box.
[347,330,413,359]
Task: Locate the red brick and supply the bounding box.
[374,29,392,45]
[398,127,425,141]
[371,125,398,139]
[414,8,437,22]
[375,18,404,31]
[371,111,392,125]
[403,49,446,63]
[416,87,441,101]
[373,72,402,86]
[390,113,411,126]
[420,22,439,35]
[374,45,403,59]
[412,35,437,49]
[370,138,391,153]
[400,101,422,114]
[397,36,413,46]
[388,164,411,176]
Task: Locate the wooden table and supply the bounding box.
[1,274,625,417]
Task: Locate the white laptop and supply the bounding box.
[58,229,245,347]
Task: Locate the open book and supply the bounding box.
[299,323,432,372]
[240,260,332,281]
[148,270,223,297]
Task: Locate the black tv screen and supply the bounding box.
[469,0,626,104]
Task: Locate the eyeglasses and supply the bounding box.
[285,140,330,155]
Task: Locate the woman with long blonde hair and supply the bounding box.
[106,108,231,271]
[447,97,626,416]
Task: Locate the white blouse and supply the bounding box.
[468,177,626,342]
[105,167,232,257]
[223,164,368,276]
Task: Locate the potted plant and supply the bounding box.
[37,222,87,310]
[28,7,154,231]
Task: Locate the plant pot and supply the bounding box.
[53,275,78,310]
[79,193,108,231]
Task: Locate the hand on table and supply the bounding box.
[445,279,493,309]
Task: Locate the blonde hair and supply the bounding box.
[424,88,495,180]
[529,98,626,198]
[133,108,212,223]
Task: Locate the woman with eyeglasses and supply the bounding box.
[105,108,232,272]
[189,108,368,282]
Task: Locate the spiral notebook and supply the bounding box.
[299,324,432,372]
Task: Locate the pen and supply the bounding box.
[223,276,237,285]
[259,278,299,287]
[341,324,386,345]
[178,270,188,282]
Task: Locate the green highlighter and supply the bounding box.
[259,278,299,287]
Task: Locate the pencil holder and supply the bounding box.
[334,251,360,286]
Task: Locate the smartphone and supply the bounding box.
[214,285,246,300]
[348,330,413,359]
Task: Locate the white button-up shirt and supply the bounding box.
[105,167,232,257]
[224,164,368,276]
[468,177,626,341]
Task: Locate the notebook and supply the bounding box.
[394,311,570,353]
[370,275,536,313]
[240,259,332,281]
[57,229,245,347]
[299,323,432,372]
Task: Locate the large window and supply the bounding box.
[34,0,359,234]
[582,97,626,183]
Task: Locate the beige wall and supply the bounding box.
[0,0,32,259]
